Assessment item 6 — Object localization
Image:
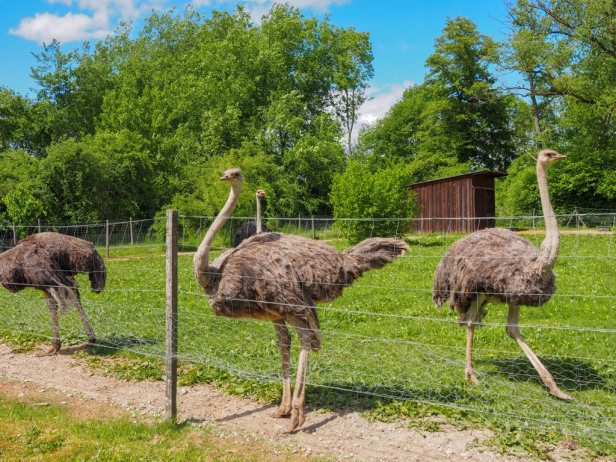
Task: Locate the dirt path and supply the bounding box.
[0,343,578,461]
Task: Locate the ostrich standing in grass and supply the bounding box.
[194,168,409,433]
[233,189,270,247]
[432,149,572,400]
[0,232,106,356]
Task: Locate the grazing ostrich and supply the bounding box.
[0,232,106,356]
[233,189,270,247]
[194,168,409,433]
[432,149,572,400]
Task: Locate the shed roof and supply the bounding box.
[409,170,507,188]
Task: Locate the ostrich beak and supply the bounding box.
[554,153,567,160]
[256,190,266,197]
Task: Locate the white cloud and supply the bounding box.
[358,80,414,126]
[9,0,168,45]
[348,80,414,144]
[9,12,111,44]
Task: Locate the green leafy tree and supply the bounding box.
[502,0,616,212]
[330,160,418,243]
[424,17,516,171]
[3,184,45,231]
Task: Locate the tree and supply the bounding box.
[424,17,516,171]
[503,0,616,212]
[330,27,374,156]
[3,184,45,231]
[330,160,418,243]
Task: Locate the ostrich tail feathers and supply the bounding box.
[432,266,450,308]
[344,238,409,272]
[89,251,107,293]
[306,307,322,351]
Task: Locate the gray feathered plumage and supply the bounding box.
[0,232,106,355]
[209,232,409,350]
[193,168,409,432]
[431,149,572,400]
[433,227,556,319]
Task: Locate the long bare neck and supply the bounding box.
[256,195,262,234]
[193,183,242,290]
[533,161,559,278]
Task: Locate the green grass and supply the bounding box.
[0,387,312,461]
[1,230,615,459]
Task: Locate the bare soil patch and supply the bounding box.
[0,344,588,461]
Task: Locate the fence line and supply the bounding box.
[0,213,614,444]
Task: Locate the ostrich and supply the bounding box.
[194,168,409,433]
[233,189,270,247]
[0,232,106,356]
[432,149,572,400]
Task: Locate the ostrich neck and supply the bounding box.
[193,183,242,290]
[256,196,262,234]
[533,162,559,279]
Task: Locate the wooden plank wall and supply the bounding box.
[411,173,498,233]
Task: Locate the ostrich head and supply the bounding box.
[536,149,567,166]
[220,168,244,186]
[256,189,266,198]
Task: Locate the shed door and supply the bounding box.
[474,187,496,230]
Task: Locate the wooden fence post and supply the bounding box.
[38,218,42,234]
[129,217,134,245]
[165,209,178,422]
[12,222,17,246]
[105,220,110,258]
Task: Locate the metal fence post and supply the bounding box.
[105,220,110,258]
[165,209,178,422]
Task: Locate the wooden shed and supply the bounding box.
[410,170,507,233]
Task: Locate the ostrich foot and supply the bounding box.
[550,388,573,401]
[270,406,291,418]
[58,342,95,355]
[283,405,305,434]
[465,367,480,385]
[35,345,60,357]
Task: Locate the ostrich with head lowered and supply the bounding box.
[433,149,571,400]
[0,232,106,356]
[194,168,409,433]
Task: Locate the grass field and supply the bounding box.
[1,227,615,458]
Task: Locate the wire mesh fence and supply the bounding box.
[0,213,614,444]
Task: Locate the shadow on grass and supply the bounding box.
[303,380,487,415]
[90,335,161,356]
[405,238,446,248]
[488,356,614,393]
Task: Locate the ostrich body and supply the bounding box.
[194,168,409,433]
[0,232,106,356]
[233,189,270,247]
[432,149,571,400]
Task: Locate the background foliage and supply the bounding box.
[1,1,615,229]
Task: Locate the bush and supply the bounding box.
[330,160,418,243]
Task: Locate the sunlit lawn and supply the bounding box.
[1,229,614,457]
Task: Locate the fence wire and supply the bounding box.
[0,214,614,444]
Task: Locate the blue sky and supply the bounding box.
[0,0,511,128]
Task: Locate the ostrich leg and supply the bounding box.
[465,323,480,385]
[285,317,313,434]
[506,305,573,400]
[271,320,292,418]
[37,292,61,356]
[461,297,483,385]
[68,288,96,346]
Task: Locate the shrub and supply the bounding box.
[330,160,418,243]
